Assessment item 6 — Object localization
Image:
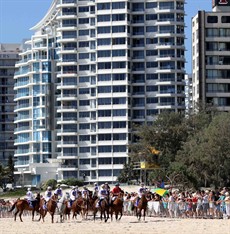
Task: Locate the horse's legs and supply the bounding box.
[14,209,19,221]
[32,210,35,221]
[19,210,23,222]
[119,210,122,220]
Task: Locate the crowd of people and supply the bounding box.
[0,183,229,220]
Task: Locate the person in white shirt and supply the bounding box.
[44,186,52,202]
[26,188,34,207]
[96,184,109,207]
[54,184,63,199]
[70,186,78,206]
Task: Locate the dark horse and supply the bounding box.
[93,197,109,222]
[9,193,41,222]
[38,194,58,223]
[133,194,148,221]
[110,192,124,221]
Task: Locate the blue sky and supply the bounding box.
[0,0,212,73]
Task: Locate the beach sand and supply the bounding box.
[0,214,229,234]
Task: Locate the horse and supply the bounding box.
[39,194,58,223]
[56,194,69,223]
[110,192,124,221]
[8,193,41,222]
[93,197,110,222]
[132,194,148,221]
[71,195,88,220]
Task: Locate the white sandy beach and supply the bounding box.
[0,214,229,234]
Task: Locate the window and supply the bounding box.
[98,158,112,164]
[112,50,126,57]
[146,14,157,21]
[146,50,158,56]
[112,2,125,9]
[98,110,111,117]
[146,62,158,68]
[98,134,111,141]
[132,3,144,11]
[147,109,158,115]
[79,30,89,36]
[113,85,126,92]
[79,123,90,130]
[98,62,111,69]
[98,50,111,57]
[146,38,158,44]
[112,62,126,69]
[98,74,111,81]
[113,121,126,128]
[146,2,157,8]
[112,26,126,33]
[112,38,126,45]
[79,53,89,59]
[113,157,126,164]
[79,100,90,106]
[79,76,90,83]
[79,147,90,153]
[79,112,90,118]
[98,27,110,34]
[97,3,110,10]
[79,18,89,24]
[98,146,112,153]
[113,145,126,152]
[79,65,89,71]
[79,41,89,48]
[113,97,126,104]
[79,6,89,12]
[97,15,110,22]
[113,73,126,80]
[98,122,111,129]
[98,38,111,46]
[112,14,125,21]
[98,98,111,105]
[80,159,90,164]
[113,109,126,116]
[132,26,144,35]
[147,97,158,104]
[79,88,90,94]
[113,133,126,140]
[98,170,112,176]
[222,16,230,23]
[146,26,157,32]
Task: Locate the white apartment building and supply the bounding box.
[14,0,185,187]
[0,44,20,166]
[192,1,230,111]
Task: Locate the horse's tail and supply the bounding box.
[8,201,17,212]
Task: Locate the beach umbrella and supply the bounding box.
[151,188,168,197]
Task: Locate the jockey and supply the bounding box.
[44,186,52,202]
[111,183,123,204]
[26,188,34,207]
[97,184,109,207]
[104,182,110,192]
[70,186,77,206]
[54,184,63,199]
[81,185,89,199]
[94,183,99,196]
[137,182,147,205]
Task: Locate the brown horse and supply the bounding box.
[71,196,88,220]
[110,192,124,221]
[9,193,41,222]
[93,197,109,222]
[133,194,148,221]
[39,194,58,223]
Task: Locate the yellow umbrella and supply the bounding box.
[151,188,168,197]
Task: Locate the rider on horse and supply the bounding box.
[97,184,109,207]
[26,188,34,208]
[43,186,53,209]
[94,183,99,196]
[70,186,78,206]
[54,184,63,199]
[111,183,123,205]
[136,182,147,206]
[82,186,89,199]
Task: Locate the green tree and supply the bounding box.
[117,162,139,184]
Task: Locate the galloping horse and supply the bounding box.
[133,194,148,221]
[93,197,109,222]
[9,193,41,222]
[110,192,124,221]
[39,194,58,223]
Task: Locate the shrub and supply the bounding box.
[60,178,84,187]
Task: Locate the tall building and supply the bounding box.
[192,1,230,111]
[14,0,185,187]
[0,44,20,166]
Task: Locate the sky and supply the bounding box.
[0,0,212,73]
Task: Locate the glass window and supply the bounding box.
[112,14,125,21]
[98,98,111,105]
[78,6,89,12]
[97,26,110,34]
[79,111,90,118]
[98,122,111,129]
[98,110,111,117]
[97,3,110,10]
[112,2,125,9]
[98,38,111,46]
[98,62,111,69]
[98,146,112,153]
[132,3,144,11]
[79,18,89,24]
[79,30,89,36]
[112,26,126,33]
[221,16,230,23]
[146,2,157,8]
[79,53,89,59]
[113,145,126,152]
[98,50,111,57]
[112,37,126,45]
[113,121,126,128]
[97,15,110,22]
